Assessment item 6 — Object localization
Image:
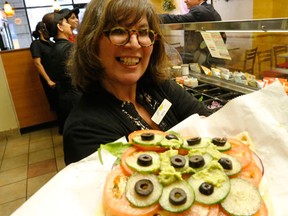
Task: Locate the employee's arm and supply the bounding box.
[159,11,197,23]
[33,57,56,88]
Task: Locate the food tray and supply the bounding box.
[193,93,214,101]
[203,98,227,112]
[218,92,243,101]
[203,87,231,97]
[192,84,218,92]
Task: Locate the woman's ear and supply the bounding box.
[57,23,64,32]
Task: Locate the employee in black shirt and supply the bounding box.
[30,21,58,111]
[43,12,81,134]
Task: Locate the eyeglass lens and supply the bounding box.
[109,28,155,47]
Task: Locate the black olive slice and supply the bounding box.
[165,134,179,140]
[134,179,154,196]
[169,188,187,205]
[170,155,186,168]
[137,154,153,167]
[212,137,227,146]
[189,155,205,168]
[141,132,155,141]
[218,157,233,170]
[187,137,201,146]
[199,182,214,195]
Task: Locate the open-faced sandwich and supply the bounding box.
[102,130,268,216]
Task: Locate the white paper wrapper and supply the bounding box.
[12,81,288,216]
[11,149,117,216]
[171,81,288,216]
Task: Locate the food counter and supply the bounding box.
[185,72,258,112]
[161,18,288,80]
[11,82,288,216]
[161,18,288,113]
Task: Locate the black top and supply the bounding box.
[45,38,81,134]
[30,39,54,69]
[159,2,222,23]
[46,38,75,94]
[29,39,58,111]
[63,79,212,165]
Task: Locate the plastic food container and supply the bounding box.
[202,88,230,97]
[192,84,218,92]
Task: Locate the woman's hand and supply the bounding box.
[48,80,56,88]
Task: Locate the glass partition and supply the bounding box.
[161,18,288,80]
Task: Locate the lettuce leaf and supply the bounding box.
[98,142,132,165]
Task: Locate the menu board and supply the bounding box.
[201,31,231,60]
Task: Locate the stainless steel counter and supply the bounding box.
[190,72,258,94]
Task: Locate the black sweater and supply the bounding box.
[63,79,211,165]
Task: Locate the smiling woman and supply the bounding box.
[63,0,212,166]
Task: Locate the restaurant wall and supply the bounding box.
[254,0,288,19]
[253,0,288,55]
[0,56,19,135]
[1,49,57,129]
[213,0,253,20]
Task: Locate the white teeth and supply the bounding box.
[119,57,140,66]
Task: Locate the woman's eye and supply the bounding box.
[138,29,149,36]
[112,28,127,35]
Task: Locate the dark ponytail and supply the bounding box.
[32,21,46,39]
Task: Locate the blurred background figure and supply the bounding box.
[58,8,79,43]
[43,12,81,134]
[29,21,58,112]
[159,0,226,67]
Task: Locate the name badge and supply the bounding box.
[151,99,172,125]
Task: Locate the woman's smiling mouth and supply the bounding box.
[117,57,140,66]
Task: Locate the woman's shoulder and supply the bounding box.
[158,79,181,89]
[30,39,40,47]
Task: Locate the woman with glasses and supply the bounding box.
[30,21,58,112]
[63,0,212,165]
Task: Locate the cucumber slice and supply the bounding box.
[182,137,211,150]
[159,181,195,213]
[188,171,230,205]
[125,151,160,173]
[219,154,242,176]
[221,178,262,216]
[189,153,213,172]
[132,134,164,146]
[126,173,162,207]
[212,141,232,152]
[160,135,184,149]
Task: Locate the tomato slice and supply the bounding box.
[225,138,252,168]
[132,143,167,152]
[103,166,160,216]
[178,148,189,155]
[217,206,230,216]
[128,129,167,152]
[232,158,263,187]
[157,203,219,216]
[128,129,167,143]
[120,147,138,176]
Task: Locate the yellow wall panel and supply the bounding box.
[254,0,288,18]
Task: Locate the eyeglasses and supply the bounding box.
[103,27,159,47]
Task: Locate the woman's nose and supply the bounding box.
[127,34,141,47]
